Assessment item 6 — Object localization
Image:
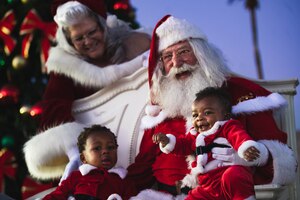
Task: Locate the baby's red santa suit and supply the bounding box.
[23,0,149,181]
[128,15,297,200]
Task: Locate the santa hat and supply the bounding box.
[148,15,207,88]
[51,0,107,19]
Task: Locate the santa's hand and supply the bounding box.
[59,154,81,185]
[212,147,252,167]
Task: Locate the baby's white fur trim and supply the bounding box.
[238,140,269,166]
[159,134,176,154]
[107,193,122,200]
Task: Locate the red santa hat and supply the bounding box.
[51,0,107,19]
[148,15,207,88]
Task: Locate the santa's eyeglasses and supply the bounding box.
[159,47,193,66]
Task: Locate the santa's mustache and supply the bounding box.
[164,63,198,79]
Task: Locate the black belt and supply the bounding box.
[196,143,230,155]
[74,194,100,200]
[156,181,178,196]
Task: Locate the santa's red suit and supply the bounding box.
[43,164,137,200]
[23,1,149,180]
[162,119,270,200]
[127,77,297,193]
[127,16,297,199]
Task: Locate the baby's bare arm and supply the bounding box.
[152,133,170,147]
[243,146,260,161]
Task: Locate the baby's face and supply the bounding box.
[192,96,226,132]
[81,131,117,170]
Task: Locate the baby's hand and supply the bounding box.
[152,133,170,147]
[243,146,260,161]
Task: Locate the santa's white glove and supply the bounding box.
[212,147,253,167]
[59,149,82,185]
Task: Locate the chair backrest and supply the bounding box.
[72,67,299,199]
[72,67,148,168]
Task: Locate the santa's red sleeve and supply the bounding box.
[126,128,158,191]
[225,77,297,185]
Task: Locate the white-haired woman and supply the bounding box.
[23,0,150,183]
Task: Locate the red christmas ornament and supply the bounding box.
[0,84,19,105]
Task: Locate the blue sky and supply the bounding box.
[131,0,300,130]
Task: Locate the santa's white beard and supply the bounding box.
[152,63,220,118]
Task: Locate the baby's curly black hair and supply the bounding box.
[195,87,232,115]
[77,124,118,153]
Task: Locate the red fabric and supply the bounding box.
[225,77,286,142]
[127,118,189,190]
[38,72,97,131]
[224,77,287,184]
[21,176,54,200]
[0,149,17,192]
[148,14,171,89]
[128,76,289,194]
[186,166,254,200]
[42,168,137,200]
[174,120,253,157]
[175,120,255,199]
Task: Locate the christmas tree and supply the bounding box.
[0,0,139,198]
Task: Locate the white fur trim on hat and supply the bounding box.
[159,134,176,154]
[23,122,85,180]
[156,16,207,51]
[259,139,297,185]
[232,93,287,115]
[237,140,269,166]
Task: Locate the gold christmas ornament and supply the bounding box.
[21,0,30,4]
[12,55,27,70]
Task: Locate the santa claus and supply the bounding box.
[127,15,297,199]
[23,0,150,181]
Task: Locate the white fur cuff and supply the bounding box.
[160,134,176,154]
[238,140,269,166]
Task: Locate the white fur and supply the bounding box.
[159,134,176,154]
[79,164,97,176]
[260,139,297,184]
[145,104,161,117]
[23,122,85,179]
[140,110,168,129]
[107,193,122,200]
[129,189,174,200]
[232,93,287,115]
[108,166,128,179]
[156,16,207,51]
[238,140,269,166]
[46,47,147,89]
